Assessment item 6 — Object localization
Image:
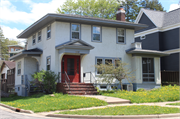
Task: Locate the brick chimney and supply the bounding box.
[116,7,126,21]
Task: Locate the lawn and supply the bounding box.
[58,105,180,115]
[166,103,180,106]
[101,85,180,103]
[1,93,107,113]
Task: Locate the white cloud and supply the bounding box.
[0,0,67,25]
[1,25,26,45]
[169,4,180,11]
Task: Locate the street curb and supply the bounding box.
[47,113,180,118]
[0,103,34,114]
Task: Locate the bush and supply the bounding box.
[31,70,59,94]
[136,88,146,92]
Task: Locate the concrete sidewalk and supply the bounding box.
[82,95,130,104]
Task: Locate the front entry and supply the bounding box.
[61,55,80,83]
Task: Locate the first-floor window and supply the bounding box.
[96,57,121,74]
[17,61,21,75]
[142,58,154,82]
[47,56,51,70]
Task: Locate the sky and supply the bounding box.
[0,0,180,45]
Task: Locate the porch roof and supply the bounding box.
[9,48,43,61]
[56,39,94,54]
[126,48,170,57]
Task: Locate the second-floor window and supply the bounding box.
[32,34,36,45]
[47,56,51,71]
[17,61,21,75]
[38,31,41,42]
[47,25,51,39]
[11,48,14,52]
[117,28,125,44]
[71,24,80,39]
[92,26,101,42]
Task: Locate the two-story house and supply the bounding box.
[135,8,180,84]
[10,8,169,96]
[7,45,24,57]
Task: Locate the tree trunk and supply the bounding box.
[120,80,123,91]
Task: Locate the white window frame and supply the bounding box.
[32,34,36,45]
[17,61,21,75]
[46,56,51,71]
[92,25,101,42]
[117,28,125,44]
[71,23,80,40]
[38,31,41,42]
[47,25,51,39]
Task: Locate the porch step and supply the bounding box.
[57,83,98,95]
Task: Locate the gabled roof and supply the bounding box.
[1,61,15,72]
[135,8,180,28]
[17,13,147,38]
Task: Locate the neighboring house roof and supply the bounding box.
[17,13,147,38]
[135,8,180,28]
[7,45,24,48]
[0,61,15,72]
[9,48,43,61]
[9,49,24,54]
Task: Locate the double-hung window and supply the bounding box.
[17,61,21,75]
[46,56,51,71]
[96,58,103,74]
[92,26,101,42]
[117,28,125,44]
[47,25,51,39]
[38,31,41,42]
[71,24,80,39]
[32,34,36,45]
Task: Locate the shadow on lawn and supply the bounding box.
[1,93,46,102]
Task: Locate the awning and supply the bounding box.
[55,39,94,54]
[9,48,43,61]
[126,48,170,57]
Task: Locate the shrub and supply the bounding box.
[136,88,146,92]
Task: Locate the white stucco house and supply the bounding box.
[10,8,169,96]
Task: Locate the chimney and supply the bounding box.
[116,6,126,21]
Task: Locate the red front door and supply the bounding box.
[61,55,80,83]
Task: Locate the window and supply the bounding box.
[92,26,101,42]
[117,28,125,43]
[32,34,36,45]
[15,49,20,51]
[71,24,80,39]
[17,61,21,75]
[38,31,41,42]
[96,57,121,74]
[11,48,14,52]
[47,25,51,39]
[46,56,51,70]
[142,58,154,82]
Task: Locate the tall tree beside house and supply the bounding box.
[57,0,165,22]
[95,60,135,90]
[0,27,8,60]
[57,0,119,19]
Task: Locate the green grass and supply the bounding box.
[166,103,180,106]
[58,105,180,115]
[101,85,180,103]
[1,93,107,113]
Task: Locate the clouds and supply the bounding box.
[169,4,180,11]
[0,0,66,44]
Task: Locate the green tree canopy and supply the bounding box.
[57,0,165,22]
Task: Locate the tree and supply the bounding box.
[0,27,8,60]
[95,59,135,90]
[57,0,119,19]
[119,0,165,22]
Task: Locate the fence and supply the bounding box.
[161,71,179,86]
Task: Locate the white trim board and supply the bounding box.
[163,48,180,54]
[135,23,180,38]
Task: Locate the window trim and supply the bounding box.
[38,31,42,42]
[70,23,81,40]
[46,56,51,71]
[116,28,126,44]
[17,61,21,75]
[47,25,51,40]
[91,25,102,43]
[32,34,36,45]
[95,57,121,75]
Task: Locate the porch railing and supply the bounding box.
[83,72,97,85]
[64,71,71,89]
